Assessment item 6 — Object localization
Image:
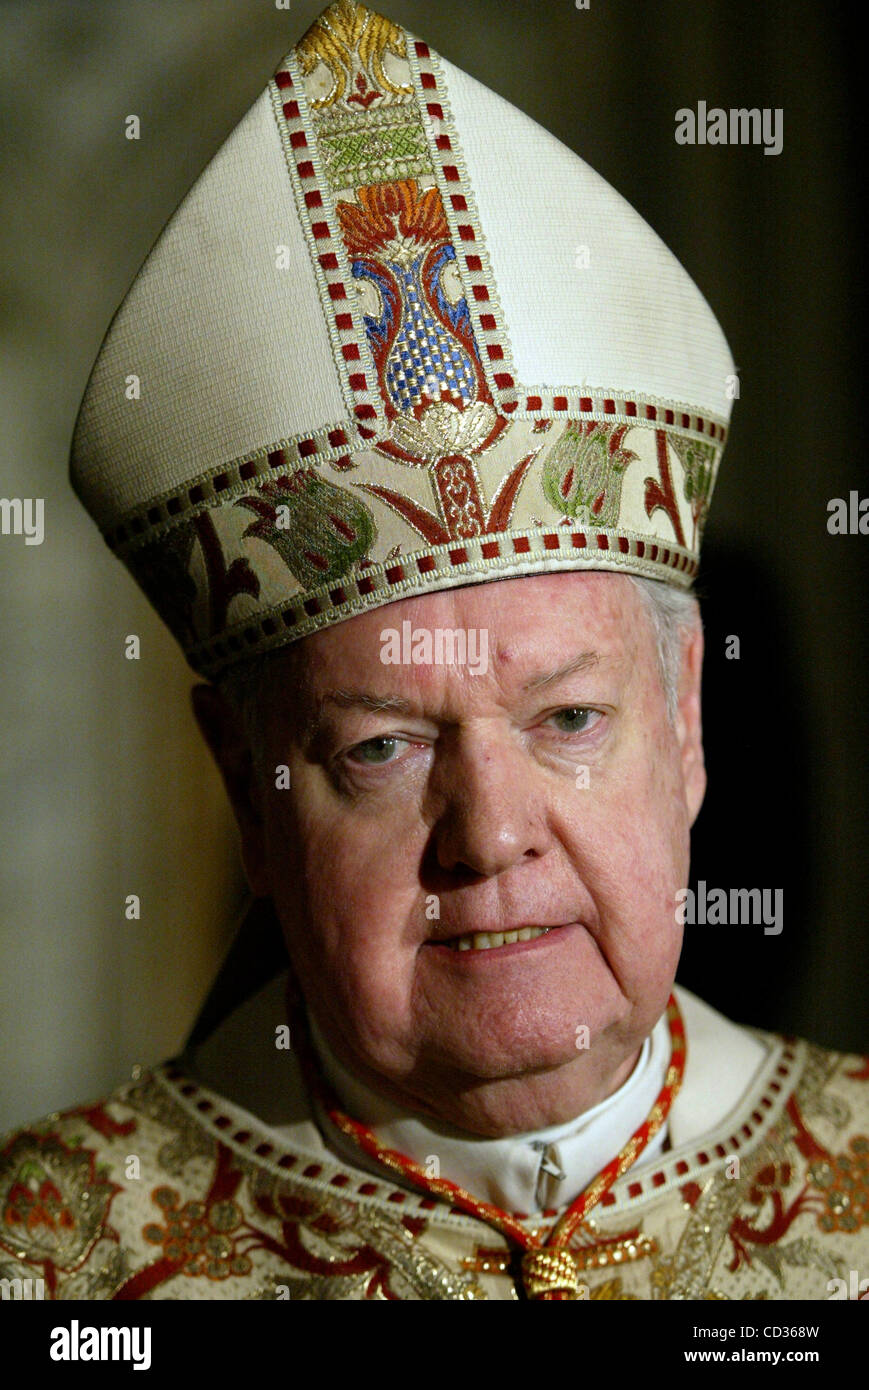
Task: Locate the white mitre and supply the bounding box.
[69,0,736,681]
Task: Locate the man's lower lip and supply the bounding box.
[424,923,578,958]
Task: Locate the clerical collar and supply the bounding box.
[307,1012,671,1215]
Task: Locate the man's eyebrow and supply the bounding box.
[522,650,605,691]
[319,689,416,715]
[307,656,609,724]
[298,688,416,746]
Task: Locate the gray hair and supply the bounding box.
[626,575,700,723]
[217,573,700,749]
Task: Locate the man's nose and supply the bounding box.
[429,734,552,878]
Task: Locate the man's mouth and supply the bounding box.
[439,925,558,953]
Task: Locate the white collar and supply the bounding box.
[308,1011,672,1215]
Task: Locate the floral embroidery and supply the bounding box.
[103,0,728,679]
[723,1096,869,1289]
[669,434,717,550]
[360,433,542,544]
[237,472,377,589]
[810,1136,868,1234]
[143,1187,252,1281]
[0,1132,120,1279]
[295,0,411,109]
[338,180,488,420]
[541,422,638,528]
[1,1037,867,1299]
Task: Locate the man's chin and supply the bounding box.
[410,1032,599,1101]
[403,1053,616,1137]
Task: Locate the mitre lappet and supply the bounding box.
[70,0,735,678]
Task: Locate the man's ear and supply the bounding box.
[674,616,706,827]
[191,683,271,897]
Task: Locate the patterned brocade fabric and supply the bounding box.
[2,1030,867,1300]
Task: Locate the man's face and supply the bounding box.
[210,571,705,1135]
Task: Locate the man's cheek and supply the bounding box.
[295,851,418,970]
[592,814,684,952]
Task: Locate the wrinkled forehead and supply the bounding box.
[266,571,655,710]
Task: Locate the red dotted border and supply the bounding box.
[409,43,729,444]
[158,1037,800,1226]
[597,1042,799,1209]
[104,403,724,554]
[105,426,358,551]
[102,27,729,562]
[273,64,384,437]
[189,526,699,677]
[160,1063,462,1220]
[522,396,726,443]
[410,40,518,414]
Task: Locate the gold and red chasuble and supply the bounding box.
[292,993,686,1300]
[1,983,867,1301]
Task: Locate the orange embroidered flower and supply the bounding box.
[810,1136,868,1234]
[143,1186,253,1280]
[338,180,449,258]
[0,1133,120,1269]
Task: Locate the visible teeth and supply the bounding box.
[448,926,554,952]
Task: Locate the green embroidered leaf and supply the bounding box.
[541,422,636,527]
[237,472,377,590]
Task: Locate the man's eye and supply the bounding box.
[346,735,405,765]
[549,707,596,734]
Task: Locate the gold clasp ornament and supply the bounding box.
[521,1248,581,1299]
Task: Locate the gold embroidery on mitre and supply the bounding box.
[296,0,411,109]
[388,400,500,462]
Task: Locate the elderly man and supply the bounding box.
[1,0,866,1303]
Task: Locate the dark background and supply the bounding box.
[0,0,866,1131]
